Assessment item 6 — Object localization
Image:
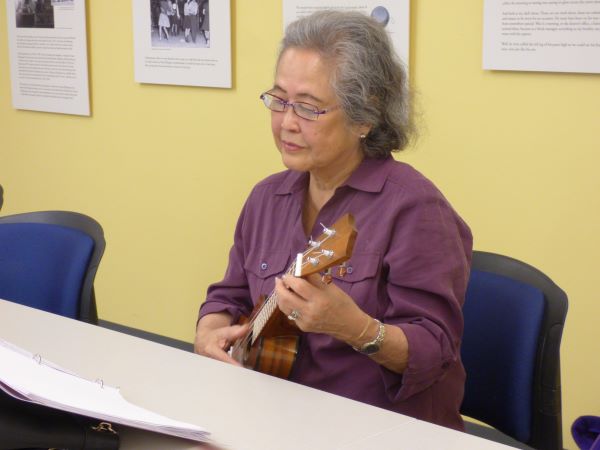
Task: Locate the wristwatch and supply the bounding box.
[354,319,386,355]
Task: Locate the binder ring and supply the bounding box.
[92,421,117,434]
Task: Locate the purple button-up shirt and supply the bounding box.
[199,156,472,430]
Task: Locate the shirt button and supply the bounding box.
[346,266,354,274]
[260,262,268,271]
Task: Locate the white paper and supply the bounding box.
[132,0,231,88]
[483,0,600,74]
[283,0,410,68]
[0,339,210,442]
[5,0,90,116]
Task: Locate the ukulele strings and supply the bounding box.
[232,233,336,352]
[233,252,304,351]
[232,263,296,353]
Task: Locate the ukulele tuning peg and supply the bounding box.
[320,223,336,237]
[322,249,334,258]
[338,262,348,278]
[321,268,333,285]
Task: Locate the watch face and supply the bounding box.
[362,343,380,355]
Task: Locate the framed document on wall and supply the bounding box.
[483,0,600,74]
[5,0,90,116]
[132,0,232,88]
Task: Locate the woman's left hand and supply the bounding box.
[274,273,367,342]
[276,273,409,374]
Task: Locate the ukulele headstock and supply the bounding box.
[294,214,357,278]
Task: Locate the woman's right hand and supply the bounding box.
[194,312,249,366]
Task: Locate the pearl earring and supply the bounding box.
[360,134,366,140]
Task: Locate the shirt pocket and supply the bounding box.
[244,249,290,304]
[332,251,382,315]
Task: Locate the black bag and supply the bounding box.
[0,389,119,450]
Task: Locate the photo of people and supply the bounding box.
[15,0,54,28]
[149,0,210,48]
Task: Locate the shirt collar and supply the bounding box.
[275,156,392,195]
[275,170,308,195]
[342,156,392,193]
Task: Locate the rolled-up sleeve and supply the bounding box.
[379,187,472,402]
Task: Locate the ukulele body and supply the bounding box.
[232,295,300,379]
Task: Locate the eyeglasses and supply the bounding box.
[259,92,339,121]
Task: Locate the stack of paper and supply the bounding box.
[0,339,210,443]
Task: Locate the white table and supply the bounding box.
[0,299,513,450]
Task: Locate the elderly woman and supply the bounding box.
[194,11,472,430]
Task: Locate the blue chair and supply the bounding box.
[0,211,105,323]
[461,251,568,450]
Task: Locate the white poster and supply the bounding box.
[283,0,410,68]
[483,0,600,74]
[133,0,231,88]
[6,0,90,116]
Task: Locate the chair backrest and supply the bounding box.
[461,251,568,450]
[0,211,105,324]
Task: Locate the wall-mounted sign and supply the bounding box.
[483,0,600,74]
[6,0,90,116]
[133,0,231,88]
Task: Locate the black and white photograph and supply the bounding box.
[133,0,230,88]
[15,0,54,28]
[150,0,210,48]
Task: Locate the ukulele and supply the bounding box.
[231,213,357,379]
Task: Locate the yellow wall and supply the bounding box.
[1,1,598,447]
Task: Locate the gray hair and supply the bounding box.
[279,10,414,158]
